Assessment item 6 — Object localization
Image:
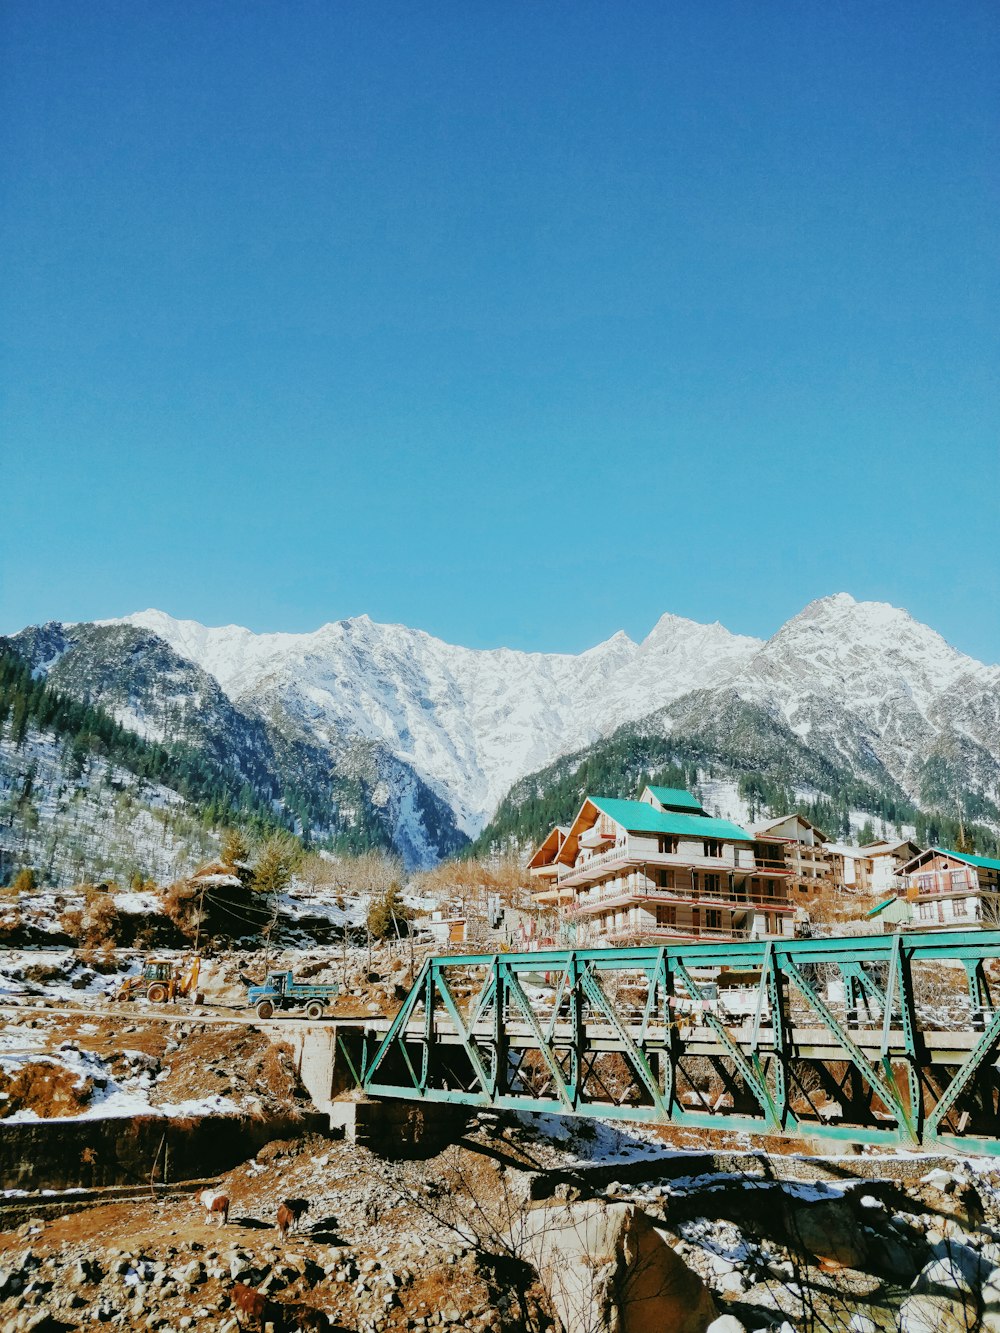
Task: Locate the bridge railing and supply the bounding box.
[355,928,1000,1155]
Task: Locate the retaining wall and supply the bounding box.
[0,1110,327,1193]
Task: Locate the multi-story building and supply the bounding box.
[750,813,834,898]
[751,816,922,902]
[898,846,1000,931]
[860,837,922,896]
[526,825,573,910]
[529,785,796,945]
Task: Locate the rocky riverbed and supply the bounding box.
[2,1118,1000,1333]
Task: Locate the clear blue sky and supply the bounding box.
[2,2,998,660]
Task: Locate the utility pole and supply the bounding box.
[262,898,279,974]
[193,880,206,954]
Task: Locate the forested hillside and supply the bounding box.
[0,640,467,883]
[472,696,1000,859]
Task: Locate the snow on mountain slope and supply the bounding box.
[728,594,1000,799]
[738,594,996,717]
[100,595,1000,838]
[116,609,763,833]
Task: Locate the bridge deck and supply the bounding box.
[356,928,1000,1154]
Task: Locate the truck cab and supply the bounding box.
[249,971,290,998]
[246,972,291,1016]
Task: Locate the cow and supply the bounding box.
[276,1197,309,1241]
[197,1189,230,1227]
[280,1305,333,1333]
[231,1282,281,1332]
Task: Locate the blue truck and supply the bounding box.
[246,971,340,1020]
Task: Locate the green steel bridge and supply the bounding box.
[352,928,1000,1155]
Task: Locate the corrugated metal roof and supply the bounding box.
[866,896,897,918]
[644,785,705,813]
[589,796,753,842]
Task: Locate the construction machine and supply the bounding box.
[116,955,202,1004]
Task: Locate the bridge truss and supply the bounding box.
[357,929,1000,1154]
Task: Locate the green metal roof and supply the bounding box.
[866,896,898,918]
[589,796,753,843]
[644,785,706,813]
[932,847,1000,873]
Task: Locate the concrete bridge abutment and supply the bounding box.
[261,1020,468,1154]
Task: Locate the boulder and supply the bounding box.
[784,1196,868,1270]
[921,1170,956,1193]
[980,1266,1000,1332]
[898,1293,979,1333]
[866,1231,922,1284]
[913,1255,977,1299]
[519,1200,717,1333]
[848,1316,876,1333]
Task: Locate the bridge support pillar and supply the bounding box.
[330,1096,469,1156]
[260,1022,364,1121]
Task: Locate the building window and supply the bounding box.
[655,868,672,889]
[706,909,722,930]
[703,873,721,895]
[657,905,676,926]
[953,898,967,918]
[703,839,723,857]
[658,836,678,855]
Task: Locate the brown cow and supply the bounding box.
[276,1197,309,1241]
[197,1189,230,1227]
[231,1282,282,1332]
[280,1305,332,1333]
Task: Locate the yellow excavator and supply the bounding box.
[116,955,202,1004]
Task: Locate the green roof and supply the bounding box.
[589,796,753,843]
[866,896,897,918]
[644,785,706,814]
[932,847,1000,873]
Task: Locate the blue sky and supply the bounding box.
[2,2,998,660]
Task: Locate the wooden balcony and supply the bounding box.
[601,923,754,944]
[567,884,793,917]
[556,839,789,890]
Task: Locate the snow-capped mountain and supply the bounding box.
[730,594,1000,810]
[5,620,468,870]
[113,607,763,834]
[111,597,1000,832]
[4,593,998,878]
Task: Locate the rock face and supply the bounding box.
[981,1266,1000,1332]
[784,1196,869,1270]
[898,1292,980,1333]
[521,1200,717,1333]
[898,1252,984,1333]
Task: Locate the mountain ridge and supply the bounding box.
[2,593,997,881]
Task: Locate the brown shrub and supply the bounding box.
[80,891,120,949]
[11,867,37,894]
[59,907,84,940]
[0,909,26,944]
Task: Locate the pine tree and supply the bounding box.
[220,826,251,868]
[250,831,302,896]
[367,881,410,940]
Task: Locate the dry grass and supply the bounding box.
[0,1059,94,1118]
